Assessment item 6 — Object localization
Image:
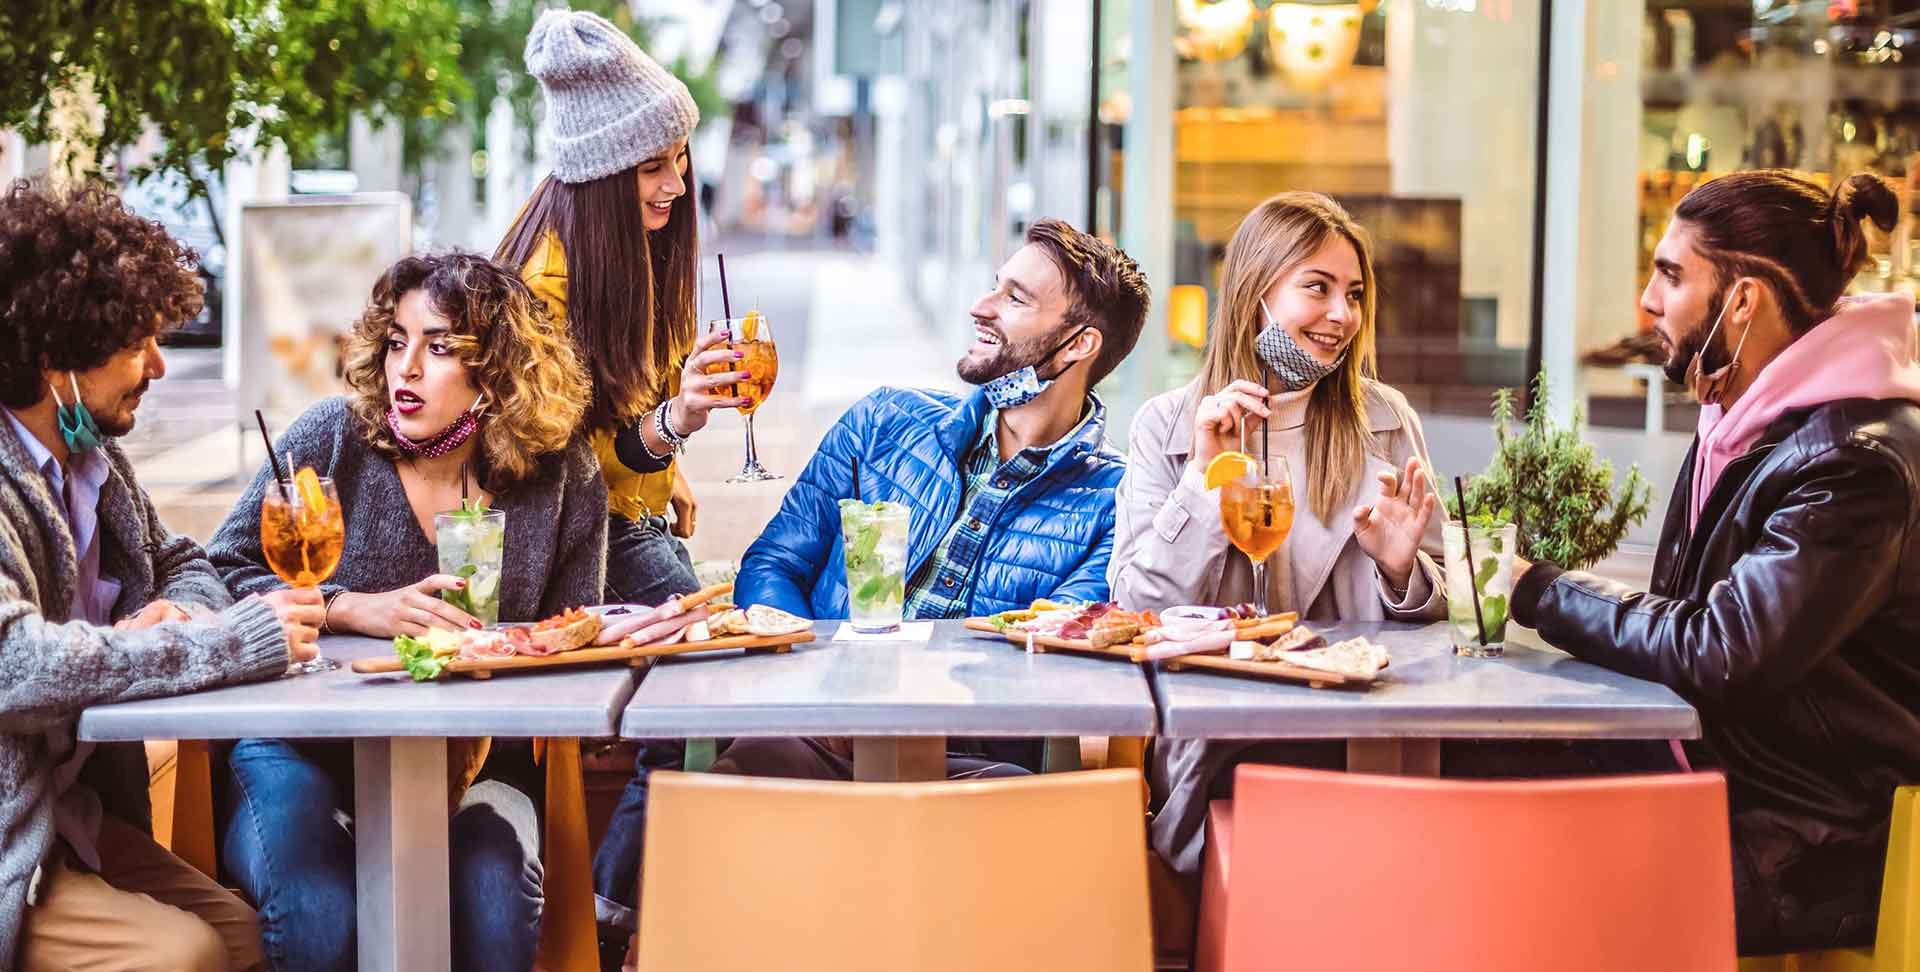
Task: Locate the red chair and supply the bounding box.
[1196,764,1737,971]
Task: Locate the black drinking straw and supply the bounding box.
[1453,476,1489,646]
[851,456,862,502]
[1258,362,1272,478]
[716,253,734,321]
[254,410,290,502]
[460,458,469,505]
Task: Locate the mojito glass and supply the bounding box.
[839,499,911,633]
[1444,521,1516,657]
[435,507,505,626]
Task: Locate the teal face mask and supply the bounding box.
[47,373,104,454]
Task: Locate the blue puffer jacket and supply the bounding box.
[736,386,1125,619]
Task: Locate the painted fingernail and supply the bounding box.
[455,579,467,588]
[741,372,753,380]
[734,351,745,360]
[470,620,483,629]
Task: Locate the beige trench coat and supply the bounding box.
[1108,378,1446,620]
[1108,377,1450,879]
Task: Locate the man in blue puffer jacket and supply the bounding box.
[735,218,1149,620]
[589,220,1149,950]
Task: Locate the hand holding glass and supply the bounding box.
[261,476,345,674]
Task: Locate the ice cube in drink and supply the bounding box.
[839,499,911,634]
[436,507,506,626]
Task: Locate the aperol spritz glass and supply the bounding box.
[706,312,780,482]
[262,471,345,674]
[1219,455,1294,617]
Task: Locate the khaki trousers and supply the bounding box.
[19,814,264,972]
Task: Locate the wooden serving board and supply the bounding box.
[1160,652,1379,690]
[351,629,815,680]
[962,618,1149,663]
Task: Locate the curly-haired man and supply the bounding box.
[0,180,325,972]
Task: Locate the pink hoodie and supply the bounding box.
[1691,291,1920,530]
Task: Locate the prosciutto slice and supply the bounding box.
[457,631,515,660]
[621,605,711,648]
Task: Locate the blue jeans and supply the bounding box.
[221,738,543,972]
[604,514,697,606]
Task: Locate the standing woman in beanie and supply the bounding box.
[495,10,744,951]
[497,8,748,608]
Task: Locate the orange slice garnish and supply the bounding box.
[293,466,328,513]
[742,310,762,342]
[1204,451,1258,491]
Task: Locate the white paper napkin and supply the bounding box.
[831,621,935,643]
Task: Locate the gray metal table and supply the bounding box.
[78,634,639,972]
[621,621,1159,781]
[1151,621,1701,775]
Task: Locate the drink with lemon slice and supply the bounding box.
[262,467,345,673]
[1206,450,1295,615]
[435,500,505,626]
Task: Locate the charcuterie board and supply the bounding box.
[1160,652,1377,689]
[350,629,815,680]
[961,618,1149,662]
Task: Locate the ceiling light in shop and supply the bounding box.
[1268,2,1366,92]
[1176,0,1257,63]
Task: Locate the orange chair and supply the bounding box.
[1197,764,1738,971]
[637,767,1154,971]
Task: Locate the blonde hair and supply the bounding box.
[344,252,592,488]
[1194,191,1384,523]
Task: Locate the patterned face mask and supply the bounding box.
[388,392,486,459]
[47,373,104,454]
[1254,298,1344,391]
[979,325,1091,410]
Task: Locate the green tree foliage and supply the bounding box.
[0,0,467,196]
[1445,373,1654,570]
[0,1,722,192]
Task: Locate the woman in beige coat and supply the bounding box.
[1109,191,1447,878]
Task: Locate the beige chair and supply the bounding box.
[637,767,1154,971]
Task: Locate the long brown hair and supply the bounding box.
[495,162,698,432]
[1194,191,1383,523]
[343,252,592,490]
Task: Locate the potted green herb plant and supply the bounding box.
[1445,372,1653,571]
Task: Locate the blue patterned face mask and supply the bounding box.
[979,325,1092,410]
[1255,298,1344,392]
[47,373,104,454]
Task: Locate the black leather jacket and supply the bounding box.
[1514,397,1920,949]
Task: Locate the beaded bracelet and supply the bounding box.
[655,398,690,451]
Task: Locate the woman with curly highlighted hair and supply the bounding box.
[205,252,606,972]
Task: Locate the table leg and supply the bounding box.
[355,737,451,972]
[1346,738,1441,777]
[852,737,946,781]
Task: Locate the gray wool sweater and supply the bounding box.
[207,396,607,626]
[0,419,290,969]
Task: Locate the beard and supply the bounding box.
[1662,295,1734,387]
[956,320,1059,386]
[90,379,148,438]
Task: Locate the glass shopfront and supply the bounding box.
[1099,0,1548,417]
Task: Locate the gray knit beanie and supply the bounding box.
[526,8,700,185]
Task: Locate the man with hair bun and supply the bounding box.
[0,179,325,971]
[1512,169,1920,954]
